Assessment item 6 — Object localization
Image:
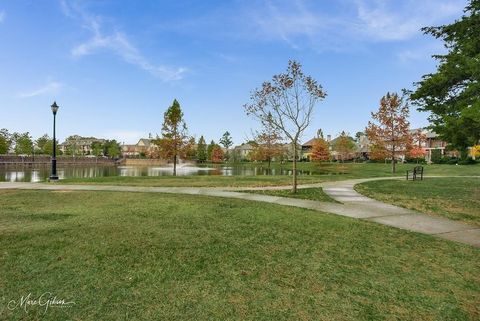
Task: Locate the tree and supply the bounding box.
[154,99,190,175]
[431,149,443,163]
[334,131,356,162]
[35,134,56,155]
[13,132,33,155]
[207,140,216,161]
[0,128,12,154]
[355,131,364,142]
[253,112,284,168]
[185,137,196,160]
[103,140,121,158]
[244,60,326,192]
[211,145,224,163]
[219,131,233,161]
[196,136,207,163]
[366,93,413,173]
[310,138,330,162]
[470,145,480,159]
[91,141,103,156]
[409,147,427,163]
[409,0,480,157]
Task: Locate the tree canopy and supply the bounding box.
[244,60,326,192]
[155,99,191,175]
[410,0,480,153]
[366,93,413,173]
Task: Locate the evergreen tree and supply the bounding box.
[219,131,233,161]
[410,0,480,156]
[207,140,216,161]
[196,136,207,163]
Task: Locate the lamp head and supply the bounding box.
[51,101,59,115]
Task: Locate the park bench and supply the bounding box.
[406,166,424,181]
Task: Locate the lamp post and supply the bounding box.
[49,101,59,181]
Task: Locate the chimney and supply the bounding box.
[327,135,331,142]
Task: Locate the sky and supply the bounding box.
[0,0,467,145]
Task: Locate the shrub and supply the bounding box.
[458,157,477,165]
[430,149,442,163]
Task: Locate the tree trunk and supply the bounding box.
[391,146,396,173]
[292,143,298,193]
[173,154,177,176]
[268,157,271,169]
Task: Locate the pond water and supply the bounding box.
[0,164,321,182]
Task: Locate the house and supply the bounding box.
[233,143,254,160]
[59,135,105,155]
[411,129,449,162]
[121,138,158,158]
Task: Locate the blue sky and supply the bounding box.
[0,0,466,145]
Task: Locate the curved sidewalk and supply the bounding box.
[0,178,479,248]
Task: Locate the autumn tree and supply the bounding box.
[196,136,207,163]
[310,138,330,162]
[366,93,413,173]
[334,131,356,162]
[155,99,190,175]
[185,137,196,160]
[244,60,326,193]
[253,112,284,168]
[211,145,224,163]
[409,147,427,163]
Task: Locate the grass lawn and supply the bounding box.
[244,187,337,202]
[1,190,479,320]
[355,177,480,226]
[58,163,480,187]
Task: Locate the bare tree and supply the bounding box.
[244,60,326,192]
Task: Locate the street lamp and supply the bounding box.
[49,101,59,181]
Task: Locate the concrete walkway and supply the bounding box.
[0,177,479,248]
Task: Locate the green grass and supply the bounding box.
[245,187,337,202]
[355,177,480,226]
[1,190,479,320]
[58,163,480,187]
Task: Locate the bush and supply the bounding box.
[430,149,442,163]
[446,158,459,165]
[458,157,477,165]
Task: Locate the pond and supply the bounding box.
[0,164,321,182]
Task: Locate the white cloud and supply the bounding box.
[354,0,465,41]
[246,0,465,50]
[17,81,63,98]
[0,10,5,23]
[62,0,187,81]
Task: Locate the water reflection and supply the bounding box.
[0,164,319,182]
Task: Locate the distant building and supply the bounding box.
[59,135,105,155]
[121,138,158,158]
[411,129,449,162]
[233,143,254,160]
